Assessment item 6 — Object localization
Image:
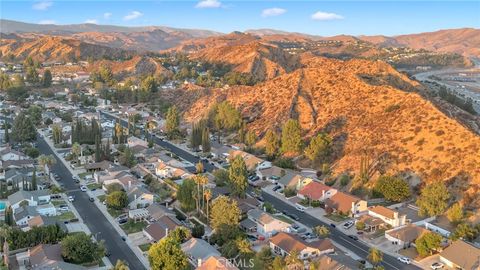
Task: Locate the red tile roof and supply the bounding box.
[298,181,332,200]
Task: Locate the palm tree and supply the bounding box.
[235,238,253,259]
[314,225,330,237]
[71,142,81,163]
[193,174,208,214]
[38,154,56,180]
[368,247,383,266]
[285,250,303,270]
[204,189,212,222]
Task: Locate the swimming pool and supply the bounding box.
[0,202,6,211]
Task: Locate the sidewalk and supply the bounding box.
[41,130,147,269]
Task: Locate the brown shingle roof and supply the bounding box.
[269,232,334,254]
[440,240,480,270]
[386,224,429,243]
[369,206,396,219]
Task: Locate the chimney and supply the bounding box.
[165,228,169,237]
[134,194,137,201]
[128,181,131,189]
[394,211,398,219]
[197,258,202,267]
[322,190,325,199]
[31,196,34,202]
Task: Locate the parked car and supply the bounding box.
[348,235,359,241]
[272,185,282,192]
[397,257,411,264]
[246,234,258,241]
[330,223,336,228]
[430,262,444,269]
[50,194,61,199]
[59,205,69,211]
[68,196,74,202]
[343,220,354,229]
[80,186,88,192]
[89,197,94,202]
[296,205,305,212]
[288,214,300,221]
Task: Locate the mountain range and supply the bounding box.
[1,19,479,58]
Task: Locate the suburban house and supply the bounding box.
[84,160,115,172]
[439,240,480,270]
[196,255,239,270]
[155,162,191,179]
[314,253,362,270]
[297,181,337,202]
[366,206,406,228]
[146,204,176,221]
[385,224,430,247]
[127,186,155,209]
[6,244,86,270]
[127,136,148,148]
[278,172,313,190]
[424,215,455,238]
[227,150,263,171]
[26,216,67,232]
[181,238,221,268]
[256,165,285,181]
[0,148,28,161]
[8,190,51,211]
[247,209,290,237]
[143,215,182,242]
[269,232,335,259]
[324,192,367,216]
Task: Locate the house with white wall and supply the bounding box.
[8,190,51,211]
[247,209,290,237]
[368,206,406,228]
[269,232,334,260]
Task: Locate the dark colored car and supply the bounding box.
[89,197,94,202]
[348,235,359,241]
[330,223,336,228]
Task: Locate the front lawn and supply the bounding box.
[121,220,148,234]
[107,208,124,218]
[87,183,102,190]
[51,200,66,206]
[275,215,295,224]
[78,172,92,179]
[139,243,152,252]
[56,211,75,221]
[97,195,106,202]
[324,213,349,222]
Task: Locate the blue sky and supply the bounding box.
[1,1,479,36]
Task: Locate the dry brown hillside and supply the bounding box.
[166,57,480,206]
[0,34,133,62]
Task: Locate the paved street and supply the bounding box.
[36,133,146,270]
[100,111,421,269]
[261,192,421,270]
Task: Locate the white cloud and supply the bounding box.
[261,8,286,17]
[32,0,53,11]
[103,12,112,19]
[195,0,222,8]
[38,19,55,25]
[85,19,98,24]
[123,11,143,21]
[311,11,344,21]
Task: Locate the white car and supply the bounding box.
[59,205,69,211]
[397,257,411,264]
[430,262,444,269]
[68,196,74,202]
[343,221,354,229]
[80,186,88,192]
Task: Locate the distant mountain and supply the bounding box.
[0,19,222,38]
[360,28,480,58]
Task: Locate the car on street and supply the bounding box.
[348,235,359,241]
[430,262,444,269]
[397,257,411,264]
[330,223,336,228]
[343,220,354,229]
[68,196,74,202]
[272,185,282,192]
[89,197,94,202]
[296,205,305,212]
[80,186,88,192]
[288,213,300,221]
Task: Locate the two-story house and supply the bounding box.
[269,232,334,260]
[247,209,290,237]
[297,181,337,202]
[324,191,367,217]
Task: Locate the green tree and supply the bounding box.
[192,224,205,238]
[61,232,104,264]
[111,260,129,270]
[304,133,332,163]
[141,75,157,93]
[213,169,229,187]
[228,156,248,198]
[201,128,211,153]
[38,154,56,179]
[451,223,479,241]
[119,147,136,168]
[106,191,128,210]
[165,105,180,138]
[415,232,442,257]
[356,221,366,231]
[314,225,330,237]
[3,123,9,144]
[168,227,191,243]
[285,249,303,269]
[281,119,303,154]
[210,195,241,230]
[42,69,52,87]
[52,124,63,144]
[4,206,13,226]
[368,248,383,266]
[374,175,411,202]
[177,179,196,211]
[27,105,42,125]
[148,237,188,270]
[416,182,450,217]
[71,143,81,160]
[446,202,464,224]
[271,256,285,270]
[12,112,36,142]
[245,130,257,149]
[25,66,39,83]
[252,246,274,270]
[31,167,37,190]
[264,129,280,159]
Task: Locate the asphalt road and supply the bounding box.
[261,192,421,270]
[100,111,215,172]
[35,134,146,270]
[99,111,420,269]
